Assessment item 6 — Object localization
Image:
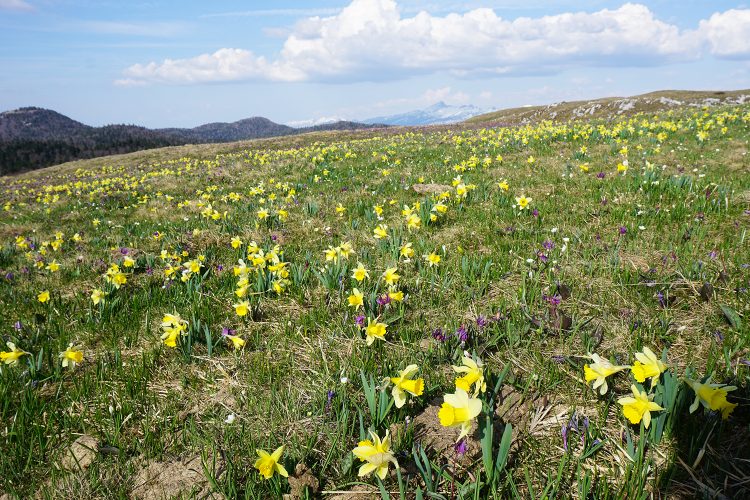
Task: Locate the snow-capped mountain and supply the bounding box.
[363,101,487,126]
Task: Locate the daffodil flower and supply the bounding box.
[348,288,364,309]
[234,300,250,317]
[364,318,387,346]
[254,446,288,480]
[38,290,50,303]
[438,387,483,441]
[515,195,532,210]
[630,347,667,386]
[1,342,29,365]
[425,252,441,267]
[161,313,188,347]
[352,430,398,479]
[387,364,424,408]
[60,343,84,370]
[453,355,487,396]
[91,288,106,305]
[617,384,663,428]
[373,224,388,240]
[352,263,369,282]
[583,353,629,395]
[382,267,399,286]
[685,376,737,419]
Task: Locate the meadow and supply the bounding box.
[0,104,748,499]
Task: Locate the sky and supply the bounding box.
[1,0,750,128]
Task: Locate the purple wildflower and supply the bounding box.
[377,294,392,306]
[5,271,14,281]
[562,424,569,451]
[454,439,468,457]
[14,321,23,331]
[537,251,548,263]
[456,324,469,343]
[476,315,488,329]
[355,315,366,328]
[619,226,627,235]
[221,327,236,337]
[432,327,446,342]
[216,264,224,272]
[552,355,565,364]
[708,250,718,260]
[532,208,539,218]
[597,172,606,179]
[542,240,555,250]
[656,291,666,308]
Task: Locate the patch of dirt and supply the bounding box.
[412,183,451,194]
[131,455,221,500]
[285,463,319,499]
[412,387,567,467]
[61,434,99,471]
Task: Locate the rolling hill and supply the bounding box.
[0,108,383,175]
[465,89,750,126]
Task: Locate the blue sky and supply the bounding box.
[1,0,749,127]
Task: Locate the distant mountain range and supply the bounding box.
[0,107,384,175]
[363,101,487,126]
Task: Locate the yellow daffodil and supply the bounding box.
[388,364,424,408]
[38,290,50,303]
[234,300,250,317]
[123,256,135,268]
[1,342,29,365]
[352,430,398,479]
[336,203,347,216]
[352,263,369,282]
[425,252,441,267]
[365,318,387,346]
[225,334,246,350]
[685,376,737,419]
[515,195,532,210]
[387,290,404,302]
[382,267,399,286]
[438,387,483,441]
[453,355,487,396]
[254,446,288,480]
[498,180,509,191]
[60,343,84,370]
[231,236,243,249]
[631,347,667,386]
[399,243,414,259]
[91,288,106,305]
[583,353,629,395]
[45,260,60,272]
[161,313,188,347]
[348,288,364,309]
[373,224,388,240]
[617,384,663,428]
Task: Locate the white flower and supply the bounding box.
[225,413,236,424]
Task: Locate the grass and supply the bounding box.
[0,103,749,499]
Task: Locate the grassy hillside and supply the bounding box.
[0,101,749,498]
[466,89,750,126]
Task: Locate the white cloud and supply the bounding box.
[120,48,305,85]
[118,1,750,86]
[422,87,469,105]
[0,0,33,11]
[698,9,750,59]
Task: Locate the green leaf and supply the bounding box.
[720,304,742,330]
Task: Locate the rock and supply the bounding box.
[61,435,98,471]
